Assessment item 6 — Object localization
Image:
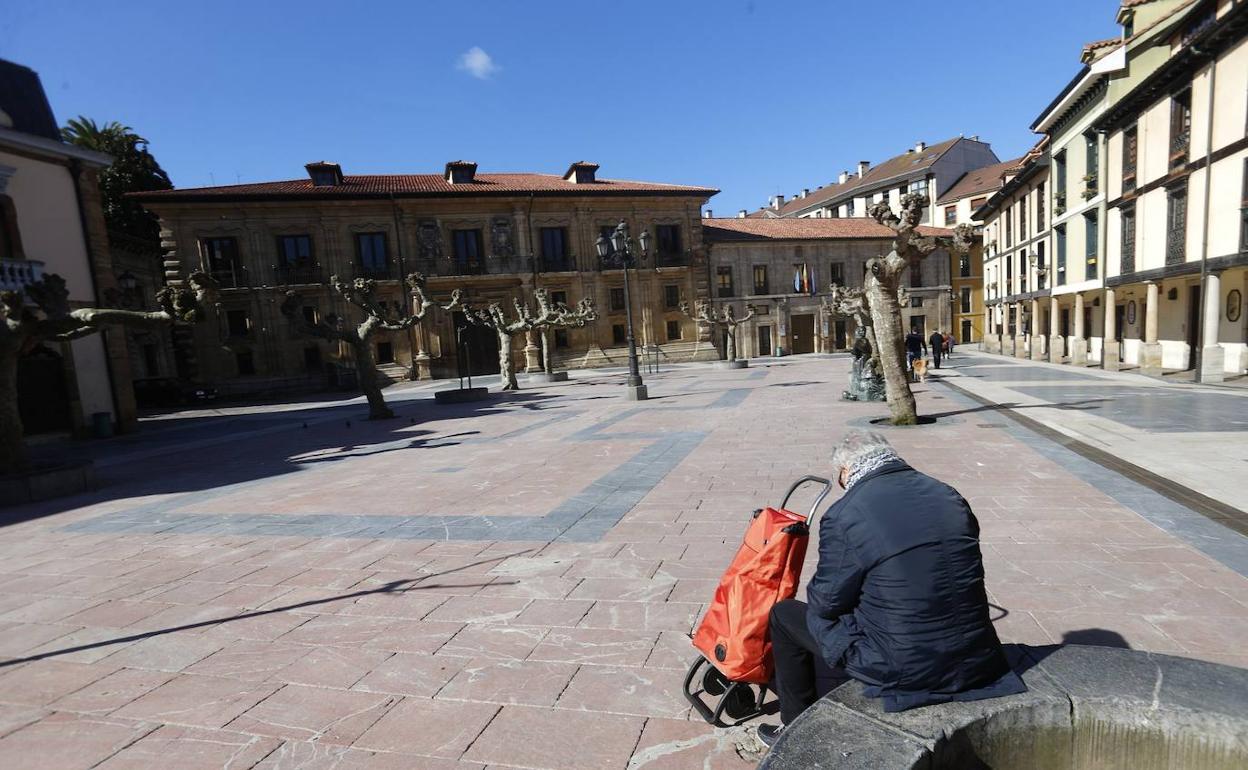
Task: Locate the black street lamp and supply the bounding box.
[596,220,649,401]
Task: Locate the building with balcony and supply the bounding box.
[0,58,138,438]
[701,217,956,357]
[974,0,1245,382]
[134,160,718,391]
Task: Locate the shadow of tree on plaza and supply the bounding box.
[921,399,1111,421]
[0,549,531,669]
[7,390,570,527]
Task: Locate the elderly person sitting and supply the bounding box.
[758,430,1024,747]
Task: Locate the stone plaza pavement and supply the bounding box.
[0,354,1246,769]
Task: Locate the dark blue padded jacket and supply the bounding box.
[805,459,1025,712]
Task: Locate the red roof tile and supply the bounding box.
[132,172,717,202]
[935,157,1024,205]
[703,217,954,242]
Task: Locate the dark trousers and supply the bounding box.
[769,599,847,724]
[933,351,942,368]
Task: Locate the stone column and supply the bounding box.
[1070,293,1087,366]
[1014,302,1028,359]
[1049,296,1064,363]
[413,323,432,380]
[1198,271,1225,383]
[1030,298,1044,360]
[1139,281,1164,375]
[983,307,998,353]
[1102,287,1120,371]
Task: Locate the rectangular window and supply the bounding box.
[235,350,255,376]
[1084,131,1099,197]
[1035,241,1046,290]
[550,290,568,307]
[554,328,569,348]
[960,286,972,314]
[716,266,734,298]
[1170,88,1192,169]
[539,227,568,270]
[277,235,311,264]
[910,296,923,308]
[1020,196,1028,239]
[202,237,241,287]
[1166,184,1187,265]
[1036,182,1046,231]
[1122,125,1138,193]
[1005,206,1013,247]
[666,319,682,341]
[376,341,394,364]
[612,324,627,345]
[1056,225,1067,286]
[753,264,769,295]
[959,253,971,278]
[355,232,388,276]
[1121,206,1136,274]
[910,262,923,288]
[664,284,680,309]
[829,262,844,286]
[970,196,987,210]
[944,206,957,226]
[609,287,626,312]
[451,229,483,271]
[226,309,250,338]
[655,224,682,256]
[1084,211,1098,280]
[1054,151,1067,214]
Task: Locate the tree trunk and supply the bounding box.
[0,348,27,476]
[541,328,553,374]
[725,327,737,361]
[865,254,917,424]
[351,339,394,419]
[498,330,518,390]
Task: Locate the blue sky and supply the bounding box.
[3,1,1119,214]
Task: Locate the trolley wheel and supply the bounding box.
[722,684,758,719]
[702,665,730,697]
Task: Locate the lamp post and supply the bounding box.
[596,220,649,401]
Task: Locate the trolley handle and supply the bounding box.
[780,475,834,523]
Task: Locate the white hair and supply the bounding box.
[832,430,900,478]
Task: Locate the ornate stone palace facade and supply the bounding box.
[977,0,1247,380]
[134,161,718,392]
[702,217,955,356]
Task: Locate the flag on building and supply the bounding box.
[792,263,813,295]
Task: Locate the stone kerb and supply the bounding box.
[759,645,1248,770]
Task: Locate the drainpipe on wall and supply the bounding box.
[1193,48,1216,383]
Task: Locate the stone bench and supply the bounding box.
[759,645,1248,769]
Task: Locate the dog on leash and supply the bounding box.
[912,357,930,383]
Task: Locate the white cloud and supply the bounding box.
[457,47,499,80]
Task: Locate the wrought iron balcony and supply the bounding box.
[0,258,45,294]
[1169,131,1190,169]
[536,255,575,273]
[209,265,251,289]
[354,263,397,281]
[653,250,691,268]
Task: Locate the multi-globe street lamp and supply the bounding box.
[596,220,649,401]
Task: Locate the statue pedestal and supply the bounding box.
[413,352,432,380]
[713,360,748,370]
[625,384,648,401]
[526,371,569,383]
[1139,342,1163,375]
[1198,345,1225,383]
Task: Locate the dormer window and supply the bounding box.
[445,160,478,184]
[564,161,599,184]
[305,162,343,187]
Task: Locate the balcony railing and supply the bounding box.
[0,258,45,294]
[536,255,575,273]
[273,262,324,286]
[653,250,691,268]
[1170,131,1190,169]
[210,265,252,289]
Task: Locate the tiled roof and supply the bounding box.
[703,217,953,242]
[1081,37,1122,61]
[772,136,969,217]
[132,173,718,202]
[935,157,1023,205]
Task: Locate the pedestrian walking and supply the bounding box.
[929,329,945,369]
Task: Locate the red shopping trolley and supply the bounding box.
[682,476,833,726]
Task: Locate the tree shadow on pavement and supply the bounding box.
[922,399,1110,421]
[0,549,531,669]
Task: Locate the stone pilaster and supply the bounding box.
[1049,296,1064,363]
[1030,299,1045,360]
[1140,281,1163,375]
[1102,287,1120,372]
[1198,271,1225,383]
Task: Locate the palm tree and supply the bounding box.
[61,117,173,245]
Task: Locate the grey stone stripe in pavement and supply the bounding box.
[64,379,764,543]
[937,382,1248,578]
